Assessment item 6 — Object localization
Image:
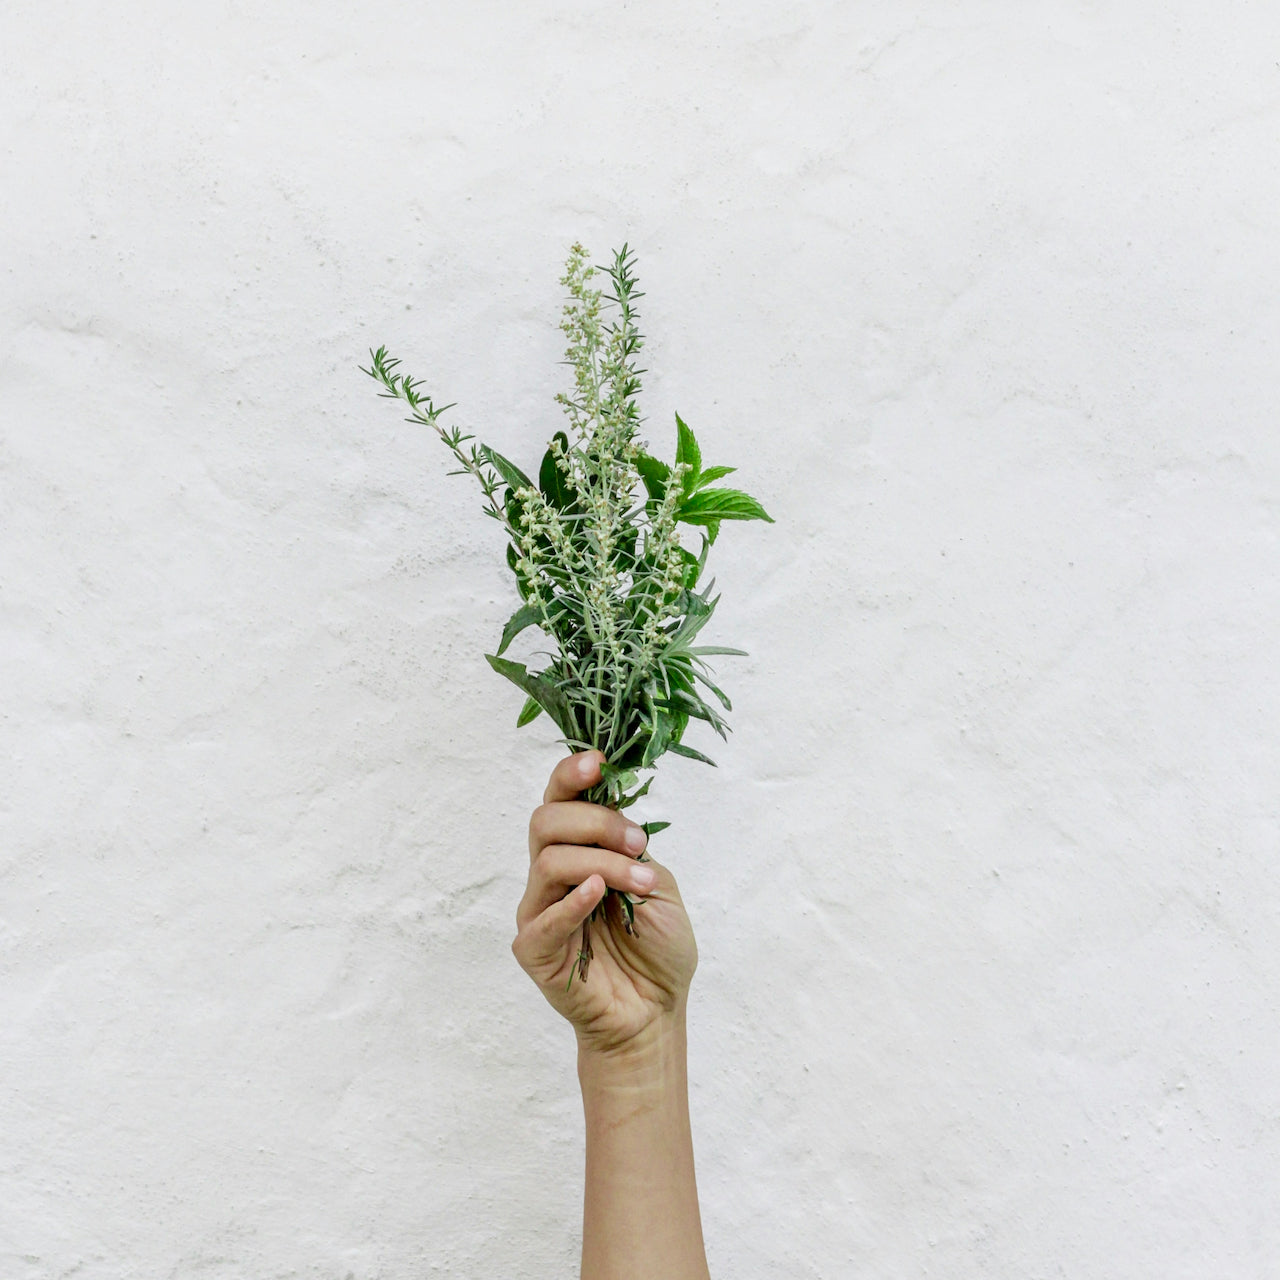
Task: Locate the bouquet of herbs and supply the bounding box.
[363,243,771,980]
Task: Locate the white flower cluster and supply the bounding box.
[510,244,693,693]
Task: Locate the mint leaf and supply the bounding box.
[677,487,773,525]
[674,413,701,492]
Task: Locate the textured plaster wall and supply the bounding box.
[3,2,1279,1277]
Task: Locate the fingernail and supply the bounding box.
[631,864,656,891]
[579,754,598,778]
[624,825,647,854]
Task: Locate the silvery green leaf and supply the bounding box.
[481,446,533,493]
[668,741,717,766]
[691,667,732,711]
[642,710,674,767]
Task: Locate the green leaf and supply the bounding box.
[506,543,532,601]
[496,602,543,656]
[600,762,640,804]
[694,465,736,489]
[663,590,719,649]
[619,893,637,930]
[481,446,533,493]
[668,740,718,766]
[695,531,713,579]
[674,413,701,492]
[485,654,575,738]
[674,543,701,591]
[691,667,732,711]
[641,710,675,767]
[539,431,574,509]
[659,688,729,739]
[688,645,748,657]
[642,820,671,837]
[677,487,773,526]
[616,776,653,809]
[516,695,543,727]
[670,708,690,742]
[636,452,670,501]
[504,486,525,529]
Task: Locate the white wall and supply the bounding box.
[3,3,1278,1276]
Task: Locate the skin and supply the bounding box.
[513,750,711,1280]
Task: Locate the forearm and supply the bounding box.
[578,1011,710,1280]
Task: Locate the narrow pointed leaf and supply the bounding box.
[691,667,732,710]
[481,446,533,493]
[642,710,675,766]
[674,413,701,492]
[506,542,532,601]
[668,740,718,766]
[496,602,544,656]
[516,695,543,727]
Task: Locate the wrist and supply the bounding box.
[577,1007,688,1097]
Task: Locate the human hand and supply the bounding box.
[512,750,699,1058]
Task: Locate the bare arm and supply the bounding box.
[512,751,711,1280]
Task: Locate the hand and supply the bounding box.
[512,750,699,1057]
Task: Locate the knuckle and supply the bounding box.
[583,807,612,844]
[532,843,559,878]
[528,803,554,845]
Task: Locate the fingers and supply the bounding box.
[528,798,648,862]
[513,873,607,969]
[516,748,658,978]
[542,750,605,804]
[517,843,659,929]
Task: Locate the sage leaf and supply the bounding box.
[481,446,533,493]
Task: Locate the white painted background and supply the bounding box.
[3,3,1278,1276]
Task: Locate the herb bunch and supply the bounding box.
[363,243,772,983]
